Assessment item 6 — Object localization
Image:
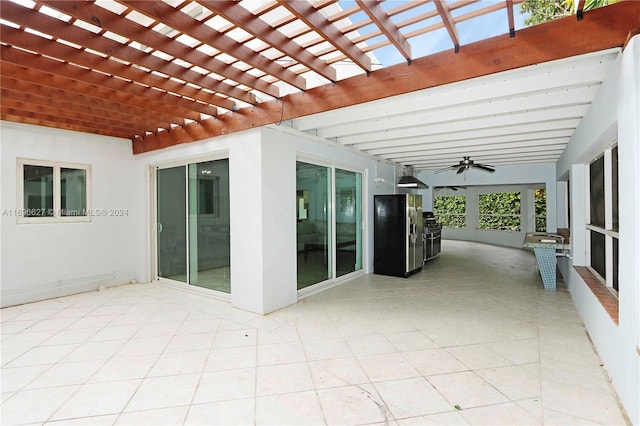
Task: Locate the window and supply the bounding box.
[478,191,521,231]
[17,159,90,223]
[433,195,466,228]
[587,145,619,294]
[535,188,547,232]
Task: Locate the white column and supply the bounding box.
[229,128,297,314]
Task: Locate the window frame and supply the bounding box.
[477,191,522,232]
[17,158,91,224]
[433,194,466,228]
[585,144,619,296]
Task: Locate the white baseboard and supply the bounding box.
[1,272,117,308]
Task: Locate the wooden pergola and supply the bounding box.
[0,0,638,155]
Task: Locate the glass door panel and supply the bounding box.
[188,159,231,293]
[335,169,362,277]
[296,162,332,289]
[157,166,187,282]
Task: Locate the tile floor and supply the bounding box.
[0,240,629,425]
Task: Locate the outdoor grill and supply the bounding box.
[423,212,442,262]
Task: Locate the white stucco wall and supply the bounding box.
[556,36,640,425]
[0,122,146,307]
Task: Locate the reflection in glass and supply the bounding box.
[296,162,331,289]
[335,169,362,277]
[61,168,87,216]
[23,165,54,217]
[157,166,187,283]
[590,230,606,280]
[189,159,230,293]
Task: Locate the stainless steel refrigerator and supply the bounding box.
[373,194,424,277]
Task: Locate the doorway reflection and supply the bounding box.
[296,162,331,289]
[335,169,362,277]
[189,159,230,293]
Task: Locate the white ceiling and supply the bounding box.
[289,48,620,172]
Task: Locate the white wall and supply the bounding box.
[556,37,640,425]
[416,163,557,248]
[0,122,146,307]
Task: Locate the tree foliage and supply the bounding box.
[535,188,547,232]
[479,192,521,231]
[435,190,547,232]
[433,195,466,228]
[520,0,619,26]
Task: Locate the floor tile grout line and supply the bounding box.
[178,311,248,425]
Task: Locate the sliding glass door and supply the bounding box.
[296,161,363,290]
[157,166,187,282]
[296,162,331,289]
[156,159,230,293]
[335,169,362,277]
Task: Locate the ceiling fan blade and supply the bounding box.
[435,166,456,173]
[456,166,466,174]
[474,164,496,173]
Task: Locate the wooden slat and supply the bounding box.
[1,26,230,114]
[0,45,212,122]
[198,0,337,83]
[1,107,133,139]
[433,0,461,51]
[42,0,281,99]
[356,0,412,62]
[0,1,257,107]
[1,63,197,129]
[119,0,307,91]
[276,0,372,72]
[506,0,516,37]
[1,85,164,132]
[1,98,137,135]
[576,0,586,19]
[134,0,640,153]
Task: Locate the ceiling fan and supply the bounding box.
[434,186,467,191]
[435,156,495,174]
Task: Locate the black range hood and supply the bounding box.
[397,175,429,189]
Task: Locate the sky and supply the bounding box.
[337,0,530,68]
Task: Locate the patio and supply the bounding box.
[0,240,628,425]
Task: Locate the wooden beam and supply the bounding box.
[119,0,307,91]
[506,0,516,37]
[43,0,281,99]
[197,0,337,83]
[1,26,230,114]
[0,45,213,122]
[576,0,586,20]
[134,0,640,153]
[0,63,198,128]
[1,85,164,132]
[1,98,137,135]
[276,0,372,73]
[356,0,412,62]
[0,1,257,107]
[1,107,133,139]
[433,0,461,52]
